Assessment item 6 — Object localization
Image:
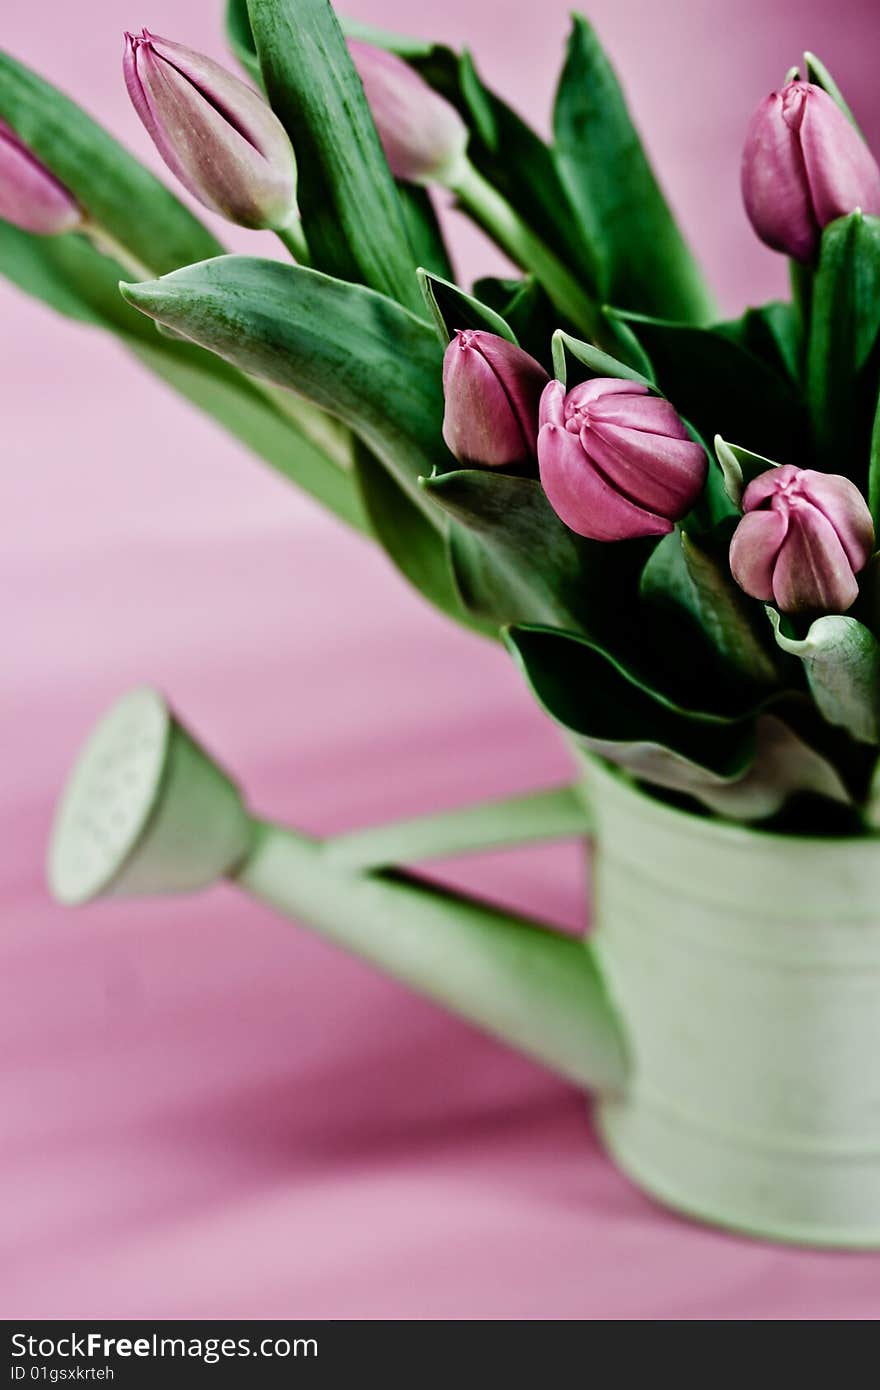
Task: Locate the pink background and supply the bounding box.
[5,0,880,1320]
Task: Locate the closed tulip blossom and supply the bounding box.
[123,30,298,230]
[742,80,880,262]
[0,120,81,235]
[348,40,468,185]
[730,465,874,614]
[537,379,707,541]
[442,331,550,468]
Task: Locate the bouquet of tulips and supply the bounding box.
[5,0,880,833]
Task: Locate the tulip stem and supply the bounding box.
[448,159,603,343]
[81,222,153,283]
[276,218,312,267]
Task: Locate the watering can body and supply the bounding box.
[48,688,880,1248]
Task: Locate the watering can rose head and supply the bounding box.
[536,379,707,540]
[742,80,880,262]
[441,330,550,468]
[0,121,81,235]
[730,465,874,614]
[122,30,298,230]
[348,40,469,186]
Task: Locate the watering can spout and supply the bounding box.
[47,687,628,1095]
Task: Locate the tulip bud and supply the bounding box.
[741,80,880,262]
[348,40,469,186]
[730,465,874,614]
[536,378,707,541]
[442,331,550,468]
[123,30,298,230]
[0,120,81,236]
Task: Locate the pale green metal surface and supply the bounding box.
[582,756,880,1247]
[322,784,592,870]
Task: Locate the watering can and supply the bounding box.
[48,687,880,1248]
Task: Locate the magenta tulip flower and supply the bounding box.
[742,80,880,263]
[348,40,468,186]
[536,378,707,541]
[0,120,81,236]
[442,331,550,468]
[730,465,874,614]
[123,30,298,230]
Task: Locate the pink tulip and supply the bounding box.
[0,120,81,236]
[123,30,297,229]
[741,81,880,263]
[537,378,707,541]
[442,331,550,468]
[348,40,468,186]
[730,465,874,614]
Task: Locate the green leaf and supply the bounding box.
[245,0,422,314]
[803,52,861,134]
[714,301,803,385]
[418,270,516,344]
[807,211,880,480]
[713,436,779,509]
[768,609,880,744]
[423,470,650,637]
[869,386,880,531]
[614,311,807,466]
[0,48,221,276]
[552,15,714,325]
[120,255,449,516]
[507,627,848,819]
[0,223,369,532]
[226,0,262,82]
[552,330,655,389]
[642,529,780,685]
[352,444,490,635]
[398,188,454,282]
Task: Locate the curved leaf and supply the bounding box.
[353,444,491,635]
[121,256,449,516]
[418,270,516,344]
[507,626,848,819]
[613,311,807,466]
[768,609,880,744]
[552,16,714,325]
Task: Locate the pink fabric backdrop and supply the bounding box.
[5,0,880,1320]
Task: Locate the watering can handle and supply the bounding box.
[321,784,594,872]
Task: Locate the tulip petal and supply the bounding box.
[124,33,295,228]
[465,333,549,455]
[564,377,648,411]
[587,390,690,440]
[772,504,859,613]
[538,378,566,429]
[348,40,468,185]
[741,463,798,511]
[0,121,80,235]
[443,334,532,467]
[799,83,880,227]
[797,469,875,571]
[741,91,819,262]
[729,508,789,601]
[538,422,671,540]
[580,418,707,517]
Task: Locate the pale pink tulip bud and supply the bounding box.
[537,378,707,541]
[0,120,81,236]
[348,40,468,186]
[741,80,880,263]
[730,465,874,614]
[442,331,550,468]
[123,30,298,229]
